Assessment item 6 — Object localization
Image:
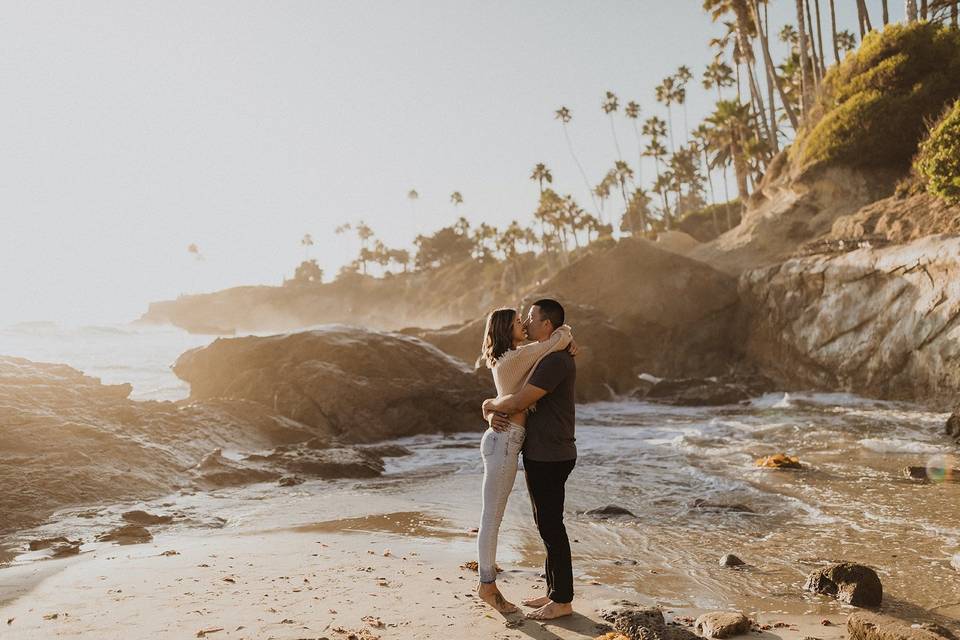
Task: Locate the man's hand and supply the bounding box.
[567,338,579,357]
[488,412,512,432]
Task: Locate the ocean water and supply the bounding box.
[2,322,959,619]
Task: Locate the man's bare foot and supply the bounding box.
[525,600,574,620]
[476,583,519,614]
[521,595,550,608]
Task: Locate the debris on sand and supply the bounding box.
[195,627,223,637]
[460,560,502,573]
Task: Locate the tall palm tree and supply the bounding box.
[828,0,840,64]
[703,0,775,159]
[450,191,463,207]
[805,0,823,86]
[594,171,616,224]
[625,101,644,189]
[750,0,797,142]
[655,76,679,153]
[905,0,918,21]
[554,106,601,216]
[693,124,719,215]
[612,161,635,231]
[882,0,890,24]
[856,0,874,37]
[706,100,753,210]
[813,0,827,78]
[530,163,553,194]
[675,65,694,142]
[601,92,623,160]
[702,61,735,101]
[301,233,314,260]
[796,0,814,116]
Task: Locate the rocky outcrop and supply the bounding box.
[804,563,883,607]
[739,235,960,403]
[405,303,644,402]
[601,606,701,640]
[639,374,774,406]
[536,238,743,379]
[172,326,491,443]
[822,192,960,246]
[0,350,447,539]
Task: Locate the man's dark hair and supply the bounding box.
[532,298,565,329]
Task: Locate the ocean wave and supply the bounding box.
[859,437,946,454]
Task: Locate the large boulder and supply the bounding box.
[172,326,490,443]
[804,562,883,607]
[694,612,753,639]
[535,239,743,379]
[405,304,643,403]
[740,235,960,403]
[601,606,701,640]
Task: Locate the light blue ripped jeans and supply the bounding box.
[477,422,525,583]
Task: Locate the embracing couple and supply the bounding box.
[476,298,578,621]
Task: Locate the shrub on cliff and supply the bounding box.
[916,99,960,205]
[792,22,960,176]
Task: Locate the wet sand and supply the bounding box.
[0,490,854,640]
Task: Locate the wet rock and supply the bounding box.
[643,377,753,406]
[121,510,173,525]
[903,466,960,483]
[96,524,153,545]
[582,505,637,518]
[694,612,752,638]
[28,536,72,551]
[278,476,304,487]
[601,606,699,640]
[946,412,960,440]
[50,542,81,558]
[690,499,755,514]
[246,446,383,479]
[756,453,802,469]
[172,326,491,443]
[360,444,413,458]
[719,554,746,567]
[190,449,281,489]
[804,563,882,607]
[847,611,956,640]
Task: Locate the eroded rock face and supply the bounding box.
[804,562,883,607]
[740,235,960,403]
[172,326,490,443]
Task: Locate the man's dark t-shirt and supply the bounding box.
[522,350,576,462]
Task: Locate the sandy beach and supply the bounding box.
[0,505,856,640]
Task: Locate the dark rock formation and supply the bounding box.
[804,562,883,607]
[946,411,960,440]
[582,505,637,518]
[122,510,174,525]
[172,326,490,443]
[641,375,774,406]
[601,606,700,640]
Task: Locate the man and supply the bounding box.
[482,298,577,621]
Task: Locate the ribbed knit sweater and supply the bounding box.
[491,325,573,398]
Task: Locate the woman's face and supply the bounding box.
[510,312,527,344]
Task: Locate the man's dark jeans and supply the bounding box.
[522,456,576,604]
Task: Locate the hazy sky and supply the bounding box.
[1,1,888,325]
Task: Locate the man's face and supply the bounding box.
[524,305,552,342]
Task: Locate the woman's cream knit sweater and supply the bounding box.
[491,325,573,398]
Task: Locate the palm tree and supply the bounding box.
[693,124,719,217]
[594,172,615,224]
[906,0,918,21]
[706,100,753,211]
[856,0,874,37]
[625,100,644,189]
[750,0,800,131]
[187,243,202,260]
[601,91,623,160]
[450,191,463,207]
[836,30,857,53]
[530,163,553,194]
[407,189,419,220]
[554,106,601,216]
[300,232,314,260]
[828,0,840,64]
[796,0,814,116]
[622,188,653,236]
[702,61,735,101]
[675,65,694,143]
[655,76,679,153]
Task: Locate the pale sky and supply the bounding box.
[1,1,882,325]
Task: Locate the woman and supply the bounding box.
[474,307,573,613]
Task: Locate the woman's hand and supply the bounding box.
[567,338,579,357]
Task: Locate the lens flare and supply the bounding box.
[925,454,956,484]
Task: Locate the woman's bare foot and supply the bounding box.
[476,582,519,614]
[525,600,573,620]
[521,595,550,608]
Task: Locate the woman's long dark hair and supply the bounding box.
[477,307,516,369]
